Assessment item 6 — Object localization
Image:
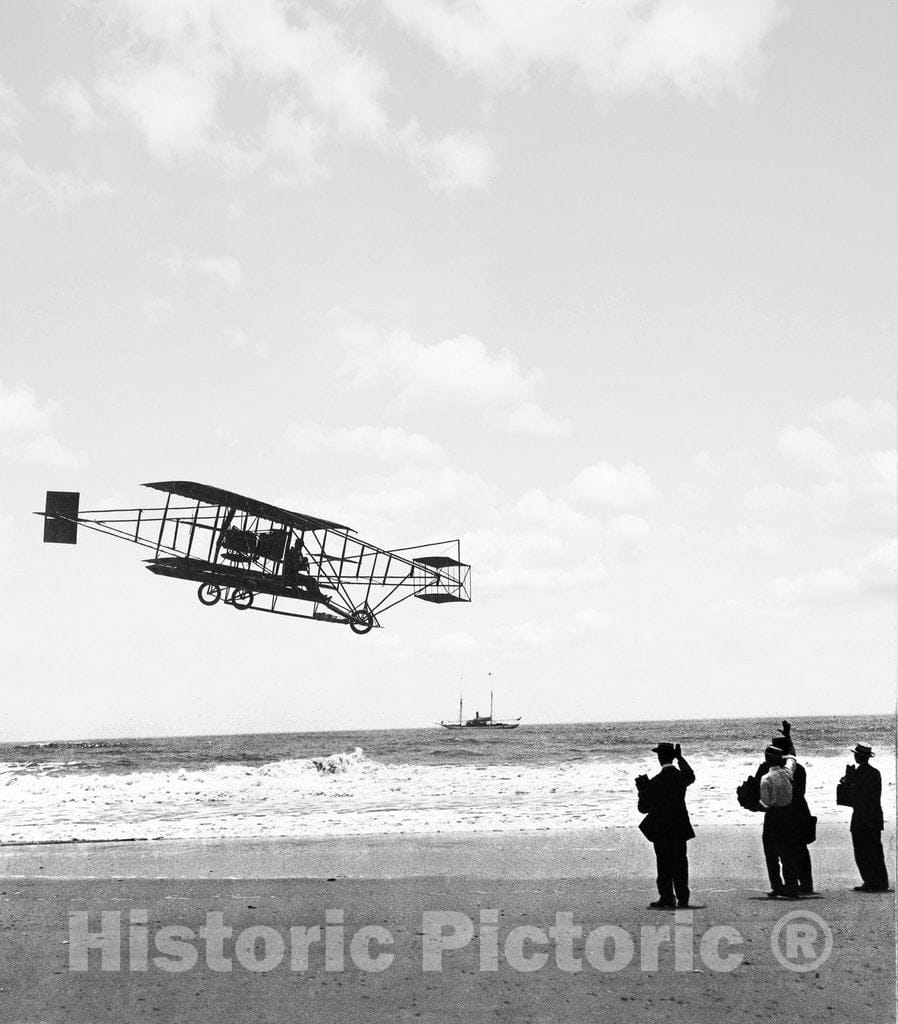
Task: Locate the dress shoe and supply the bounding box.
[648,900,675,909]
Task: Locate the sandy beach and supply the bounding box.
[0,824,893,1023]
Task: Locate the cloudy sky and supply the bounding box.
[1,0,894,740]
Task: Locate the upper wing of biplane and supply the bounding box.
[143,481,354,534]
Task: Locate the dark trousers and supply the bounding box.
[851,827,890,890]
[795,843,814,893]
[653,837,689,905]
[763,808,800,894]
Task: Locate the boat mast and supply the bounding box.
[490,689,493,720]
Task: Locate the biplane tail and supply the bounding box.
[408,552,471,604]
[42,491,80,544]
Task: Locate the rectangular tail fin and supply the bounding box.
[43,491,80,544]
[411,553,471,603]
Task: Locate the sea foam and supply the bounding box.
[0,748,892,844]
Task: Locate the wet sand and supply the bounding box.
[0,825,893,1023]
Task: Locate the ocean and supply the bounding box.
[0,716,893,844]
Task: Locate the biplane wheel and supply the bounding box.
[197,583,221,606]
[349,608,375,635]
[231,586,254,610]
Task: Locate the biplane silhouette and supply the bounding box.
[39,482,470,634]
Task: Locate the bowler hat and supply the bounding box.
[852,743,874,757]
[764,745,785,760]
[770,737,790,752]
[652,742,675,756]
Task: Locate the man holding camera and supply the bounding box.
[838,743,890,892]
[636,742,696,909]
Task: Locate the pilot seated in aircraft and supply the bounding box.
[282,539,330,604]
[282,539,307,579]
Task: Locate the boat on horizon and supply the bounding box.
[439,690,521,730]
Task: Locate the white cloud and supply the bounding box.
[512,488,594,533]
[740,401,894,538]
[257,100,324,185]
[717,524,783,557]
[770,540,896,606]
[335,322,567,434]
[463,485,645,595]
[431,631,479,656]
[0,77,26,138]
[195,256,242,289]
[0,381,58,434]
[856,539,897,598]
[94,0,490,192]
[340,327,536,405]
[471,536,609,593]
[148,250,243,290]
[333,321,569,438]
[382,0,784,100]
[570,607,611,633]
[282,423,445,463]
[99,61,221,162]
[743,481,806,513]
[46,78,105,132]
[459,609,608,657]
[224,327,269,359]
[863,450,895,495]
[810,397,894,442]
[487,620,558,651]
[498,620,567,650]
[400,123,497,196]
[303,464,496,529]
[0,152,112,210]
[746,419,893,534]
[776,424,842,476]
[0,513,13,564]
[605,513,652,558]
[300,467,634,599]
[141,296,175,325]
[0,381,85,468]
[693,445,754,477]
[566,460,660,508]
[769,567,855,606]
[18,434,86,469]
[486,402,572,438]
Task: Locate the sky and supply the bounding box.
[0,0,895,740]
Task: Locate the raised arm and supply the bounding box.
[779,720,796,756]
[674,744,695,786]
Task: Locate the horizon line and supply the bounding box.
[2,709,895,746]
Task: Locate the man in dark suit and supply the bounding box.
[769,722,816,895]
[753,740,799,899]
[636,742,695,909]
[839,743,890,892]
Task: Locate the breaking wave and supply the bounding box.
[0,746,890,845]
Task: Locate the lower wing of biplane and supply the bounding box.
[38,482,471,634]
